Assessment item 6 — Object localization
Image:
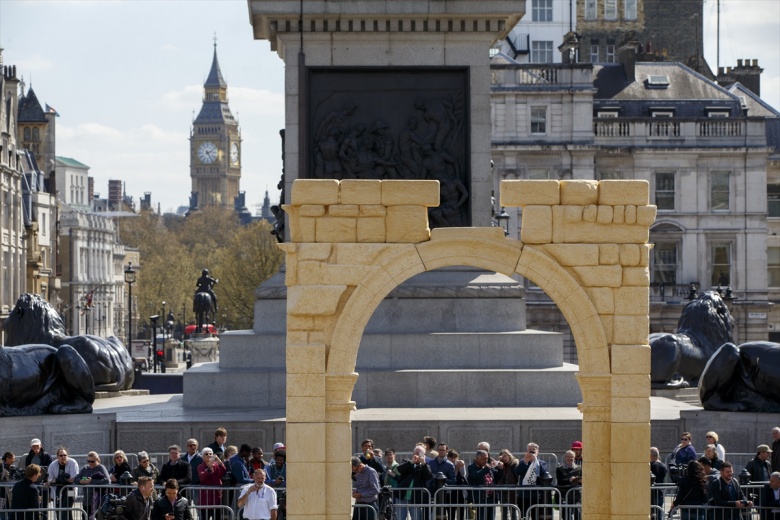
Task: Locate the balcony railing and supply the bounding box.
[593,118,764,147]
[650,282,694,303]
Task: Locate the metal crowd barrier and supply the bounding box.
[669,503,771,520]
[1,506,88,520]
[664,453,755,471]
[190,504,236,520]
[179,485,248,513]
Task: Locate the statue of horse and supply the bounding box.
[650,291,734,388]
[2,294,134,391]
[193,291,214,333]
[0,344,95,416]
[700,342,780,412]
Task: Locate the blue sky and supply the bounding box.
[0,0,777,214]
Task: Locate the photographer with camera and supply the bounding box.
[122,477,154,520]
[47,448,78,520]
[708,462,753,520]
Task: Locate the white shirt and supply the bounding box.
[239,483,277,520]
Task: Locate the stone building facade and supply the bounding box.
[491,56,776,356]
[496,0,573,63]
[59,209,126,337]
[0,62,24,320]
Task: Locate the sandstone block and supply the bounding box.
[611,397,651,423]
[287,396,326,422]
[287,285,346,316]
[613,205,625,224]
[600,315,614,344]
[417,235,523,274]
[599,244,619,264]
[288,373,326,397]
[611,345,651,375]
[385,205,430,243]
[501,179,560,206]
[286,344,327,373]
[300,204,326,217]
[582,204,597,222]
[297,243,333,261]
[562,205,584,223]
[381,180,439,206]
[328,204,359,217]
[598,180,649,206]
[520,205,552,244]
[610,423,651,464]
[614,315,649,345]
[357,217,386,243]
[573,223,649,244]
[623,267,649,286]
[639,244,650,267]
[619,244,641,266]
[340,179,382,205]
[325,422,353,463]
[359,205,387,217]
[291,179,340,205]
[297,216,317,243]
[614,287,649,315]
[571,265,623,287]
[316,217,357,243]
[287,461,326,514]
[586,287,615,314]
[286,315,315,331]
[636,205,657,226]
[560,180,599,205]
[543,244,599,266]
[610,462,653,514]
[611,374,650,398]
[625,205,637,224]
[286,423,326,463]
[430,227,506,241]
[596,205,614,224]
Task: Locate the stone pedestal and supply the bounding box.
[189,336,220,365]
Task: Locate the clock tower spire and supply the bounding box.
[189,39,241,210]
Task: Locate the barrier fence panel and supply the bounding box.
[671,504,770,520]
[191,504,235,520]
[1,506,88,520]
[179,485,247,514]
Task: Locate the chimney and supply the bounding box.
[617,33,641,82]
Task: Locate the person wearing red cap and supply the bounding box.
[571,441,583,466]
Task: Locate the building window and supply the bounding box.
[770,247,780,287]
[590,45,599,63]
[624,0,637,19]
[24,127,31,141]
[530,106,547,134]
[531,41,554,63]
[32,127,40,142]
[585,0,597,19]
[605,0,617,19]
[710,171,730,211]
[598,171,622,180]
[769,184,780,217]
[655,172,675,210]
[532,0,553,21]
[41,213,46,236]
[653,242,678,285]
[710,242,731,286]
[606,45,616,62]
[528,169,549,179]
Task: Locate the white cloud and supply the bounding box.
[230,87,285,118]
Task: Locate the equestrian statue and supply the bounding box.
[194,268,218,333]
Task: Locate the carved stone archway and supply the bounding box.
[280,178,656,520]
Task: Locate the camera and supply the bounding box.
[741,500,749,506]
[99,494,127,520]
[55,473,71,485]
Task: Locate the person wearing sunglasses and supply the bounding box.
[132,452,160,485]
[76,451,109,519]
[47,448,79,520]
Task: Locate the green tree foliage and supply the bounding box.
[118,209,282,334]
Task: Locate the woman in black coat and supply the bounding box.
[672,460,709,520]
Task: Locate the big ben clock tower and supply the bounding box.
[190,42,240,210]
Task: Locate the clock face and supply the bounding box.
[198,142,218,164]
[230,142,239,165]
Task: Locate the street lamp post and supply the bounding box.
[124,263,136,352]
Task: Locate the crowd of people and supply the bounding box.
[4,427,780,520]
[0,429,286,520]
[657,428,780,520]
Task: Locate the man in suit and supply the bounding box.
[708,462,753,520]
[183,440,203,485]
[206,428,227,460]
[760,472,780,520]
[157,446,191,487]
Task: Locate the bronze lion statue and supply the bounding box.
[2,293,134,391]
[700,342,780,412]
[650,291,734,388]
[0,344,95,416]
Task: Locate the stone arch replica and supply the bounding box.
[280,178,656,520]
